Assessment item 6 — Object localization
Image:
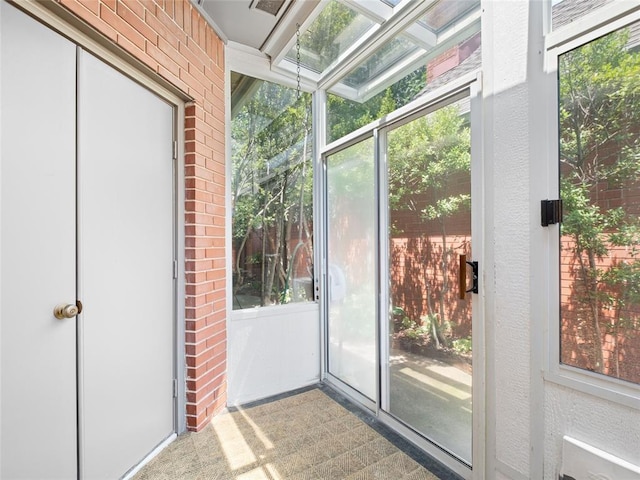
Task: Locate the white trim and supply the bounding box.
[477,2,496,475]
[377,410,472,480]
[494,459,530,480]
[373,126,382,417]
[470,74,485,480]
[174,100,187,435]
[544,367,640,411]
[224,45,234,409]
[227,41,316,93]
[527,3,548,479]
[322,70,480,157]
[377,123,390,415]
[342,0,392,24]
[548,9,640,57]
[230,300,319,321]
[263,0,325,64]
[313,89,328,382]
[12,1,187,105]
[546,1,640,51]
[324,375,377,412]
[317,0,438,90]
[544,8,640,411]
[121,434,177,480]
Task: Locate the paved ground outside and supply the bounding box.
[389,349,472,464]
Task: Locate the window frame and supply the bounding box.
[227,47,318,312]
[544,2,640,410]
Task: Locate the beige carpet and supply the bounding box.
[133,388,442,479]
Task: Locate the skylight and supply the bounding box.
[274,0,481,103]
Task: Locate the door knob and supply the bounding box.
[54,303,79,319]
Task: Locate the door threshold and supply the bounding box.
[319,382,469,480]
[121,433,177,480]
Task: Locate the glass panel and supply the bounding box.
[422,0,479,32]
[552,0,614,31]
[326,138,377,400]
[387,98,472,463]
[231,73,313,309]
[326,0,481,143]
[284,0,375,74]
[327,65,426,143]
[342,36,420,89]
[558,21,640,384]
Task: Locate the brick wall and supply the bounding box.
[56,0,227,431]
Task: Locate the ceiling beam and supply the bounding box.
[317,0,439,90]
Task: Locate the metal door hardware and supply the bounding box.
[54,303,79,319]
[459,254,478,299]
[541,199,563,226]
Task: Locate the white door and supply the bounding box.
[1,2,78,478]
[77,50,175,479]
[1,3,175,478]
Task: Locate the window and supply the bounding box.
[275,0,480,143]
[558,19,640,384]
[231,73,313,309]
[326,15,480,143]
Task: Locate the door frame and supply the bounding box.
[319,70,484,480]
[6,0,190,460]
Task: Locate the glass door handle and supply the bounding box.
[459,254,478,299]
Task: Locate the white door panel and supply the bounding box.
[0,2,78,478]
[1,4,175,478]
[77,50,174,479]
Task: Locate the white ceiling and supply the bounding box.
[196,0,304,51]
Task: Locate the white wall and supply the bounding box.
[544,383,640,480]
[482,1,541,478]
[227,303,320,406]
[483,1,640,479]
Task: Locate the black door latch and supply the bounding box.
[541,199,563,226]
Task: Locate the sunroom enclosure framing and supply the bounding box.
[228,34,484,474]
[2,0,640,478]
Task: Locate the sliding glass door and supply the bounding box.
[385,98,473,464]
[323,92,476,471]
[326,137,377,401]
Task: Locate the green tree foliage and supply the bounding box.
[559,25,640,378]
[327,67,426,142]
[295,0,361,72]
[232,77,313,307]
[388,104,471,347]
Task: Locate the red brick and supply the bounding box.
[158,36,189,70]
[164,0,175,19]
[145,7,181,49]
[120,0,145,20]
[116,2,158,45]
[146,42,179,77]
[174,0,184,28]
[60,0,99,16]
[182,1,192,37]
[103,0,116,12]
[101,5,146,51]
